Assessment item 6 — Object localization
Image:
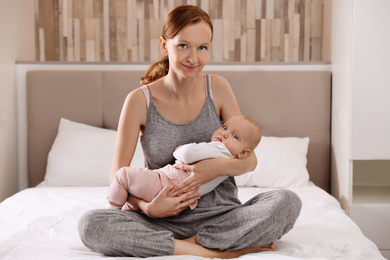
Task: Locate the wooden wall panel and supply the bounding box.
[35,0,326,62]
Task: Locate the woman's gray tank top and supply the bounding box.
[140,74,222,170]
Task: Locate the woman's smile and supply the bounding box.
[181,63,198,71]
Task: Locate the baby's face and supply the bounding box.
[211,116,255,157]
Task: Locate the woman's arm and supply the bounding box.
[109,89,147,184]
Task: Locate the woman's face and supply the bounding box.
[161,21,212,79]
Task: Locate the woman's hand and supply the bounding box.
[141,184,200,218]
[173,158,223,195]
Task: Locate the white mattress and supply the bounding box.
[0,183,385,260]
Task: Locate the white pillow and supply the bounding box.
[235,136,310,188]
[44,118,144,186]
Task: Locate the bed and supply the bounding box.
[0,69,385,260]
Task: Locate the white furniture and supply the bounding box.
[331,0,390,258]
[349,161,390,259]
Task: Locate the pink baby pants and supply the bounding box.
[107,165,199,210]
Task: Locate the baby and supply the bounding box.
[107,115,262,210]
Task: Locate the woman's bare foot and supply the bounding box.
[224,241,275,258]
[175,236,275,259]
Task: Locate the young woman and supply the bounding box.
[78,5,301,258]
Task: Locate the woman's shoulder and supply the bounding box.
[207,73,241,121]
[122,87,148,119]
[126,86,147,104]
[207,73,234,97]
[208,73,230,87]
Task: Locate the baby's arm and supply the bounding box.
[173,142,233,196]
[173,141,232,164]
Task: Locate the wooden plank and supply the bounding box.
[279,20,284,61]
[311,0,322,38]
[283,33,289,61]
[43,0,55,61]
[200,0,209,14]
[303,18,310,61]
[271,19,281,61]
[150,38,160,61]
[115,0,126,18]
[103,0,109,61]
[94,18,101,61]
[85,18,95,61]
[86,40,95,61]
[234,0,241,39]
[138,19,145,62]
[63,36,68,61]
[283,0,289,33]
[208,0,219,19]
[39,28,45,61]
[274,0,283,19]
[98,0,104,61]
[79,0,86,61]
[85,0,94,18]
[108,0,116,61]
[153,0,159,19]
[294,13,300,61]
[144,2,150,62]
[65,0,74,61]
[74,18,80,61]
[93,0,101,19]
[240,32,247,62]
[255,19,261,61]
[255,0,262,20]
[265,19,271,61]
[34,0,40,60]
[246,28,255,62]
[246,0,256,28]
[222,0,234,61]
[311,37,321,61]
[58,0,64,61]
[212,19,223,62]
[53,0,59,60]
[116,17,127,61]
[260,19,266,61]
[93,0,102,61]
[266,0,274,19]
[85,18,95,40]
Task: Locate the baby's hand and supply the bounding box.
[175,145,183,151]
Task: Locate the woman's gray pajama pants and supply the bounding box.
[78,178,302,257]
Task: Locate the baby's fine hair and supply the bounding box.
[241,115,262,150]
[140,5,213,85]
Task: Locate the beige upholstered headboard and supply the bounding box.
[26,70,331,192]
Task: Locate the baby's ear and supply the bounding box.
[237,149,251,159]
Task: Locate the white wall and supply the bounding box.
[0,1,18,202]
[330,0,354,211]
[350,0,390,159]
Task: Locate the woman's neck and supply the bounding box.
[162,72,201,101]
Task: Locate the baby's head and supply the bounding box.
[211,115,262,159]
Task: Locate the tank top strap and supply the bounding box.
[140,85,150,108]
[205,74,213,100]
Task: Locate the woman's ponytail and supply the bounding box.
[140,56,169,85]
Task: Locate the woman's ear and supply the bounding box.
[160,37,168,56]
[237,149,251,159]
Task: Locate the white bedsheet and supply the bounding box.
[0,183,385,260]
